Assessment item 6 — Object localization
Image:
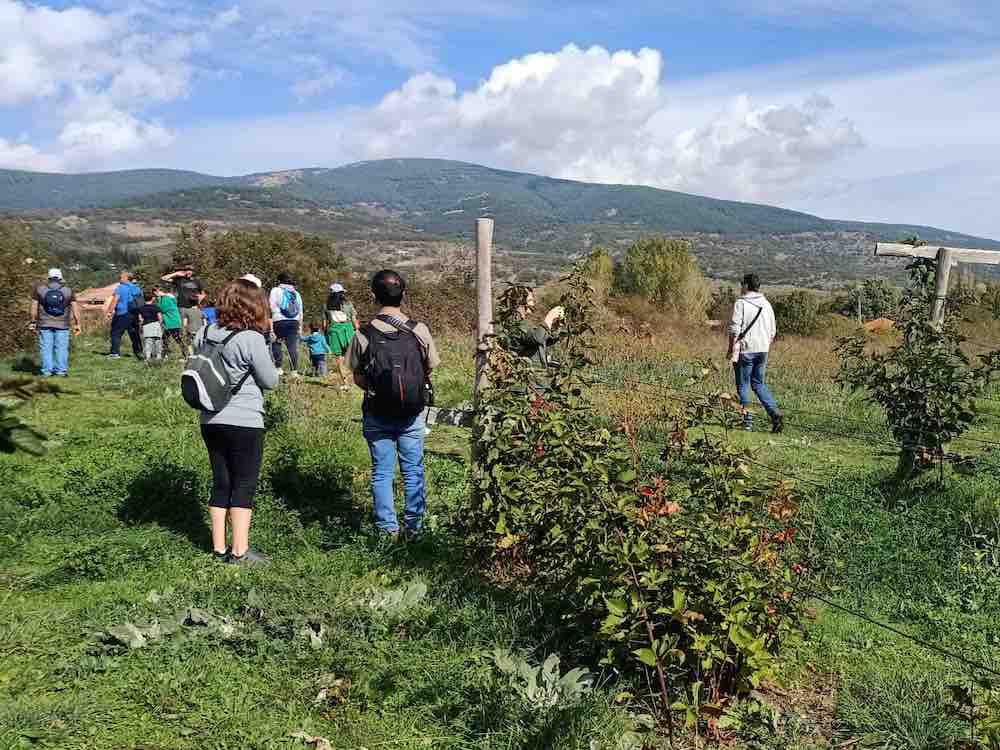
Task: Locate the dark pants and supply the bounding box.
[110,313,141,357]
[201,424,265,509]
[162,328,187,358]
[310,354,327,376]
[272,320,300,371]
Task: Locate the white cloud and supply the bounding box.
[212,5,241,30]
[0,0,210,170]
[669,94,864,197]
[59,113,174,163]
[0,137,62,171]
[292,69,346,102]
[340,44,861,202]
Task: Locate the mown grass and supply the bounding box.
[2,325,999,749]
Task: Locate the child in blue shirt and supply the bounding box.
[302,321,332,377]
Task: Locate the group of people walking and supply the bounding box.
[30,263,781,566]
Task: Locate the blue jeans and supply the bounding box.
[363,411,427,533]
[38,327,70,375]
[734,352,780,418]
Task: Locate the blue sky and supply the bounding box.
[2,0,1000,237]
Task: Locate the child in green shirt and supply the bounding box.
[156,288,187,358]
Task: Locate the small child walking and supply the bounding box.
[302,321,332,377]
[138,291,163,362]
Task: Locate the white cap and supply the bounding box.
[329,282,345,293]
[239,273,262,288]
[48,267,63,280]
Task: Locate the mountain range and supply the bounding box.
[2,158,996,286]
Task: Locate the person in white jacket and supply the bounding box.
[268,271,304,374]
[727,273,783,433]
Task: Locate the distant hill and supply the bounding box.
[2,159,996,248]
[4,159,999,288]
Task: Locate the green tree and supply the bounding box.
[837,260,1000,480]
[615,237,709,321]
[772,291,822,337]
[581,248,615,304]
[847,279,900,321]
[170,225,345,320]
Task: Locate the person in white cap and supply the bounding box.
[324,281,359,390]
[239,273,262,289]
[31,268,81,377]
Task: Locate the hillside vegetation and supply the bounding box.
[2,161,998,289]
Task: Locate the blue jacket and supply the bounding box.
[302,332,331,356]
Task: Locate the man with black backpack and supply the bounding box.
[728,273,783,433]
[31,268,81,377]
[349,269,440,540]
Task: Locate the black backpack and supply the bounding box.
[42,286,67,317]
[361,315,433,418]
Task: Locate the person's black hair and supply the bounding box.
[742,273,761,292]
[371,269,405,306]
[326,290,346,311]
[309,320,321,332]
[277,271,293,285]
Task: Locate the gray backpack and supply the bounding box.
[181,329,256,412]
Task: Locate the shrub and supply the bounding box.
[614,237,710,322]
[0,222,50,355]
[846,279,901,321]
[593,433,805,719]
[402,272,477,335]
[772,291,823,337]
[979,283,1000,321]
[708,285,737,322]
[463,268,634,587]
[463,261,806,727]
[836,259,1000,480]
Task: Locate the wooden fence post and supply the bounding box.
[475,218,494,399]
[930,247,955,329]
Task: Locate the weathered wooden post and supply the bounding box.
[474,218,494,399]
[930,247,956,329]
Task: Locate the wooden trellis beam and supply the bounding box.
[874,242,1000,328]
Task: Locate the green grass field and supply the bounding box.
[1,328,998,749]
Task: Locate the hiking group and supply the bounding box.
[30,263,781,565]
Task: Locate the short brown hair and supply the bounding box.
[216,280,269,332]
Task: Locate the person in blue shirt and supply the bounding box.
[301,321,332,377]
[198,291,218,327]
[103,270,143,359]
